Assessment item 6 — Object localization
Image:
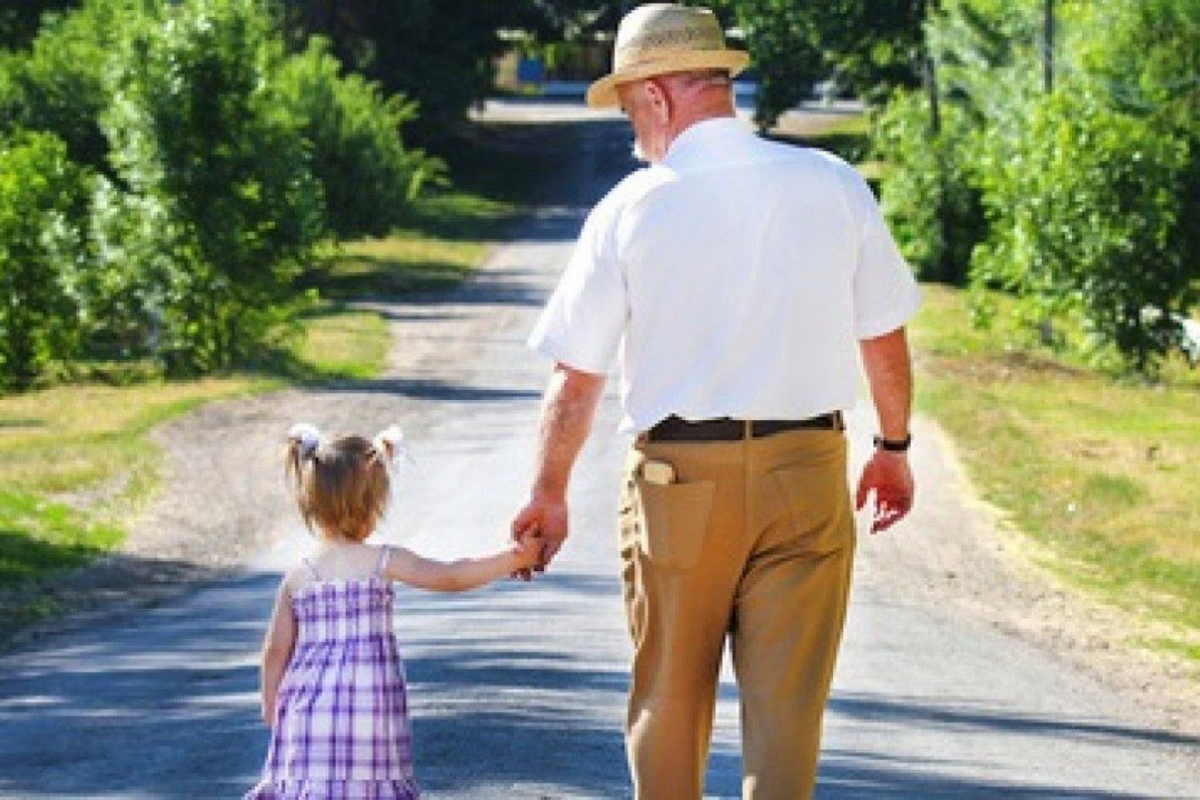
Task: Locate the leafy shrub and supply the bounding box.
[873,90,985,285]
[0,132,93,388]
[102,0,322,373]
[281,1,532,146]
[0,0,140,175]
[273,37,444,240]
[971,91,1196,372]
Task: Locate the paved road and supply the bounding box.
[1,100,1197,799]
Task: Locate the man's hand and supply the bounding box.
[855,449,914,533]
[511,491,569,576]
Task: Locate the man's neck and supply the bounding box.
[667,99,737,149]
[663,107,737,157]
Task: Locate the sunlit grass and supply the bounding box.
[310,190,516,300]
[292,306,390,381]
[911,284,1200,659]
[0,303,393,597]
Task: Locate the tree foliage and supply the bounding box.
[972,91,1195,370]
[0,1,79,50]
[102,0,323,372]
[281,0,549,144]
[692,0,924,127]
[0,0,136,174]
[877,0,1200,371]
[273,37,444,239]
[0,0,450,386]
[873,90,983,285]
[0,132,92,388]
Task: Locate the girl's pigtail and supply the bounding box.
[371,425,413,471]
[285,422,322,491]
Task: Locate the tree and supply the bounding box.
[873,90,983,284]
[694,0,924,126]
[281,0,550,145]
[103,0,322,372]
[0,0,140,176]
[0,1,79,50]
[971,91,1195,371]
[273,36,444,239]
[0,132,92,388]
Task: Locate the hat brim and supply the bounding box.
[586,50,750,109]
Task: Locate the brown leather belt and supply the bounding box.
[645,413,844,443]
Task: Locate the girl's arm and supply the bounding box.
[259,579,297,726]
[383,539,541,592]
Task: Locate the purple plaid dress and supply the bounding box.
[246,546,420,800]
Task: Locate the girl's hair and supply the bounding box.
[284,433,390,542]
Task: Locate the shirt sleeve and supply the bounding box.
[527,199,627,375]
[846,171,923,339]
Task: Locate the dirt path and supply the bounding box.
[0,100,1196,798]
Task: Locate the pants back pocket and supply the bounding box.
[634,478,716,570]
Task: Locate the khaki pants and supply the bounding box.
[618,428,855,800]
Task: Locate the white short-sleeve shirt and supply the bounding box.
[528,116,921,434]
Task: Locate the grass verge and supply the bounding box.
[0,305,389,602]
[910,284,1200,660]
[308,191,514,300]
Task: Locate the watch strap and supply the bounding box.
[873,433,912,452]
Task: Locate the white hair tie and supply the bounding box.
[288,422,322,460]
[373,424,415,468]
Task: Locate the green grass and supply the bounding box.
[0,305,390,596]
[911,284,1200,660]
[304,187,520,301]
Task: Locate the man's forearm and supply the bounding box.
[532,363,606,498]
[858,327,913,440]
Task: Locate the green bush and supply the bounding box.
[0,132,93,389]
[0,0,140,175]
[0,2,79,50]
[971,91,1196,372]
[281,1,532,146]
[873,90,985,285]
[102,0,322,373]
[273,37,444,240]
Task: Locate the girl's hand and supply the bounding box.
[512,535,544,571]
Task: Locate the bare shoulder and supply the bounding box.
[378,544,439,584]
[279,567,307,597]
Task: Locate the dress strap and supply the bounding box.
[300,557,321,581]
[372,544,392,579]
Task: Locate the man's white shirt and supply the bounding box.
[528,116,922,434]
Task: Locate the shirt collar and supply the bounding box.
[662,116,754,171]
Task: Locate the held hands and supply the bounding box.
[510,490,569,580]
[855,449,915,533]
[510,533,544,572]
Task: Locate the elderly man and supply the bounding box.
[512,4,921,798]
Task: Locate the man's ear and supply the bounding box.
[646,78,671,124]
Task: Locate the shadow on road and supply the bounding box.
[4,562,1190,798]
[322,378,543,404]
[828,692,1200,749]
[815,753,1155,799]
[0,570,275,797]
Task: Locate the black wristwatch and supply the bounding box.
[873,433,912,453]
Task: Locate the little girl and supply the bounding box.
[245,423,541,799]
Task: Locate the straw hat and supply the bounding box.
[586,4,749,109]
